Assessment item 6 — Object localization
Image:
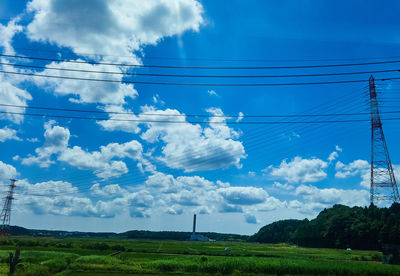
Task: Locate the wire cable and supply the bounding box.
[17,87,370,185]
[12,46,400,63]
[15,90,381,188]
[4,53,400,69]
[17,86,372,187]
[2,62,400,78]
[1,70,399,86]
[2,103,400,118]
[3,110,400,124]
[14,85,382,188]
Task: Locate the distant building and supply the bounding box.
[188,214,215,242]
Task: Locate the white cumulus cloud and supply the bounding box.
[17,179,153,218]
[0,127,20,142]
[90,183,126,197]
[335,159,369,179]
[21,121,143,179]
[295,184,369,207]
[0,77,32,124]
[244,213,259,224]
[22,121,70,167]
[59,140,143,179]
[218,186,268,205]
[266,156,328,183]
[26,0,204,62]
[0,161,17,183]
[273,182,295,191]
[32,62,138,105]
[97,105,141,134]
[328,151,339,162]
[207,90,218,96]
[140,106,246,172]
[0,19,22,55]
[23,0,203,106]
[236,112,244,122]
[18,179,78,196]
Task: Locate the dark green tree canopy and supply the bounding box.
[250,203,400,250]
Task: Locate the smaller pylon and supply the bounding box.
[0,179,17,235]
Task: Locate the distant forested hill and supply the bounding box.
[7,226,247,241]
[248,219,303,244]
[250,203,400,250]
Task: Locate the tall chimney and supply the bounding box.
[192,214,196,234]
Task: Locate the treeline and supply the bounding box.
[250,203,400,250]
[9,226,118,238]
[122,230,247,241]
[8,226,248,242]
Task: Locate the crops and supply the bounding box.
[0,236,399,275]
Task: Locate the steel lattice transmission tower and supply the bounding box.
[0,179,17,234]
[369,75,400,205]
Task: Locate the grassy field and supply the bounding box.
[0,236,399,275]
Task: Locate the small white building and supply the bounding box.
[188,214,215,242]
[189,233,211,241]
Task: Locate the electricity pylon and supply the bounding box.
[0,179,17,235]
[369,75,399,205]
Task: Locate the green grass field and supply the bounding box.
[0,236,399,275]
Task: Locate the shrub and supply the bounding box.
[74,255,121,265]
[81,242,110,250]
[155,261,179,272]
[15,240,40,247]
[371,253,381,261]
[14,264,51,276]
[55,242,72,248]
[41,258,68,273]
[111,245,125,252]
[0,240,12,246]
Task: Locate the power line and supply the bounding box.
[2,62,400,78]
[17,121,369,197]
[138,55,400,63]
[26,106,400,198]
[18,117,373,197]
[17,99,378,194]
[0,90,374,188]
[12,46,400,63]
[15,88,374,185]
[86,96,384,187]
[19,88,385,190]
[4,53,400,69]
[1,57,397,197]
[1,70,399,86]
[3,111,400,125]
[155,95,372,173]
[2,103,400,118]
[16,87,369,185]
[67,114,375,193]
[15,86,393,189]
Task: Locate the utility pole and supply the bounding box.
[369,75,399,205]
[0,179,17,235]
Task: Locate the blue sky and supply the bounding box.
[0,0,400,234]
